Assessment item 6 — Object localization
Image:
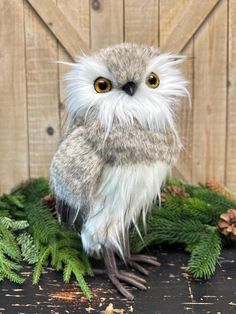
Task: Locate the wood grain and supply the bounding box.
[1,247,236,313]
[176,43,194,183]
[125,0,159,46]
[0,0,236,191]
[0,0,29,193]
[57,0,90,132]
[24,0,60,178]
[160,0,194,183]
[226,0,236,189]
[192,0,227,184]
[161,0,221,53]
[26,0,89,59]
[90,0,124,50]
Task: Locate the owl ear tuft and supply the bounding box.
[166,53,186,64]
[54,60,77,66]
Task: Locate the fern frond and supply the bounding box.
[33,247,51,284]
[11,220,29,231]
[0,266,24,284]
[50,242,59,267]
[63,262,72,283]
[56,247,92,299]
[24,202,60,245]
[16,178,50,203]
[0,225,21,261]
[81,254,93,276]
[17,233,39,264]
[0,209,10,217]
[1,194,24,209]
[69,258,92,300]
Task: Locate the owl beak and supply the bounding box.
[122,81,137,96]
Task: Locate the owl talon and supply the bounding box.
[127,260,149,276]
[108,273,135,300]
[119,270,147,284]
[130,254,161,266]
[102,246,148,300]
[117,273,147,290]
[124,236,160,274]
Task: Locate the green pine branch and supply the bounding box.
[0,216,29,284]
[17,233,39,264]
[187,227,222,279]
[0,177,236,298]
[15,178,93,299]
[131,179,236,280]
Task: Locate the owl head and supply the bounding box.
[64,43,189,134]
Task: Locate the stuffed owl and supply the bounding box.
[50,43,188,300]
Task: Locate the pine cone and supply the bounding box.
[161,185,189,203]
[42,194,57,218]
[206,181,236,201]
[218,208,236,240]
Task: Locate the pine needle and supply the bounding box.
[0,177,236,296]
[187,228,222,279]
[17,233,39,264]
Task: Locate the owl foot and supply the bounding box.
[102,246,146,300]
[130,254,160,266]
[127,254,160,276]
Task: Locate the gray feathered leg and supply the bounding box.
[102,246,147,300]
[124,233,160,276]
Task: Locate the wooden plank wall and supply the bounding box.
[0,0,29,193]
[0,0,235,193]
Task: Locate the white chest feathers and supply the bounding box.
[81,161,170,256]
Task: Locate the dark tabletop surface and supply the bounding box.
[1,246,236,314]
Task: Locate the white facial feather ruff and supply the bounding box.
[64,46,189,138]
[53,43,189,258]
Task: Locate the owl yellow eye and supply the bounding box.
[94,77,112,93]
[146,72,160,89]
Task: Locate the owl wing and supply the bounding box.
[50,125,105,232]
[56,199,87,232]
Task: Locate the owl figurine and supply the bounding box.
[50,43,188,300]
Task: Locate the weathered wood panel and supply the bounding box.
[160,0,193,183]
[226,0,236,189]
[90,0,124,50]
[0,0,29,193]
[0,0,235,191]
[57,0,90,131]
[192,0,227,183]
[27,0,89,59]
[1,247,236,313]
[24,0,60,178]
[125,0,159,46]
[161,0,221,53]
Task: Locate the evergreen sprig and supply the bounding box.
[131,179,236,280]
[19,178,93,300]
[187,227,222,279]
[0,178,93,299]
[0,177,236,297]
[0,216,28,284]
[17,233,39,264]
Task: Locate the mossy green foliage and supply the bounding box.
[0,177,236,298]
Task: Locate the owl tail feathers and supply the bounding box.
[56,199,86,232]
